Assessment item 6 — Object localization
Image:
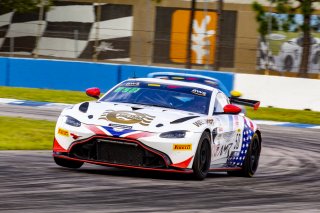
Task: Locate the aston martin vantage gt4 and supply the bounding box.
[53,78,262,180]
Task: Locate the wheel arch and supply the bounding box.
[255,129,262,143]
[203,128,212,147]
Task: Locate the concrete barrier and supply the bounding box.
[0,57,235,93]
[1,58,120,92]
[234,74,320,111]
[0,57,8,86]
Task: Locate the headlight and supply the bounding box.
[159,130,187,138]
[65,116,81,127]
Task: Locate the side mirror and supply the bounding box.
[86,87,100,99]
[223,104,241,114]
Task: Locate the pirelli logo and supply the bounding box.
[173,144,192,151]
[58,128,69,137]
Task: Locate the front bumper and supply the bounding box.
[53,135,194,173]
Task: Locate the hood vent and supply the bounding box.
[170,116,200,124]
[131,106,142,111]
[79,102,89,113]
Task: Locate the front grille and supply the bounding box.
[69,137,167,168]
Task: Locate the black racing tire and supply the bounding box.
[54,157,84,169]
[228,133,261,177]
[192,132,211,180]
[283,55,293,71]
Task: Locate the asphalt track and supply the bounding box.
[0,105,319,212]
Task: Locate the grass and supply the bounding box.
[0,116,55,150]
[246,107,320,125]
[269,31,320,55]
[0,86,91,104]
[0,86,320,125]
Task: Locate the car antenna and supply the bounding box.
[132,70,136,79]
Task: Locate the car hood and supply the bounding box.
[62,101,205,133]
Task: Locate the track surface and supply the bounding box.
[0,106,319,212]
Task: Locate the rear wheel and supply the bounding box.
[54,157,84,169]
[228,133,261,177]
[192,132,211,180]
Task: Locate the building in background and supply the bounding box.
[0,0,319,78]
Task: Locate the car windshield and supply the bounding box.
[100,81,212,114]
[150,74,229,96]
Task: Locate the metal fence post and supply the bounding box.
[10,37,14,57]
[74,30,79,58]
[93,1,101,61]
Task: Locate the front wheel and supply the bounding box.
[54,157,84,169]
[228,133,261,177]
[192,132,211,180]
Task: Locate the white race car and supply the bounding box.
[53,78,262,180]
[279,36,320,72]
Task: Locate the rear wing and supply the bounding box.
[230,97,260,110]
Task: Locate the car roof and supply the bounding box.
[126,78,219,92]
[147,72,230,96]
[148,72,219,81]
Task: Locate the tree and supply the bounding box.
[252,0,319,77]
[0,0,52,13]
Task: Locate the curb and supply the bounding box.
[1,98,319,129]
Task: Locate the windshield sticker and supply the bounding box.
[148,83,161,87]
[204,80,218,86]
[191,89,207,96]
[125,82,140,87]
[167,85,181,89]
[155,76,169,79]
[99,110,155,126]
[172,76,185,80]
[114,87,140,93]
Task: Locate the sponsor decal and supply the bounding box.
[191,89,206,96]
[213,143,233,157]
[234,132,241,149]
[114,87,140,93]
[222,132,235,141]
[58,128,69,137]
[109,123,133,130]
[99,110,155,126]
[193,120,205,127]
[173,144,192,150]
[125,82,140,87]
[207,118,214,125]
